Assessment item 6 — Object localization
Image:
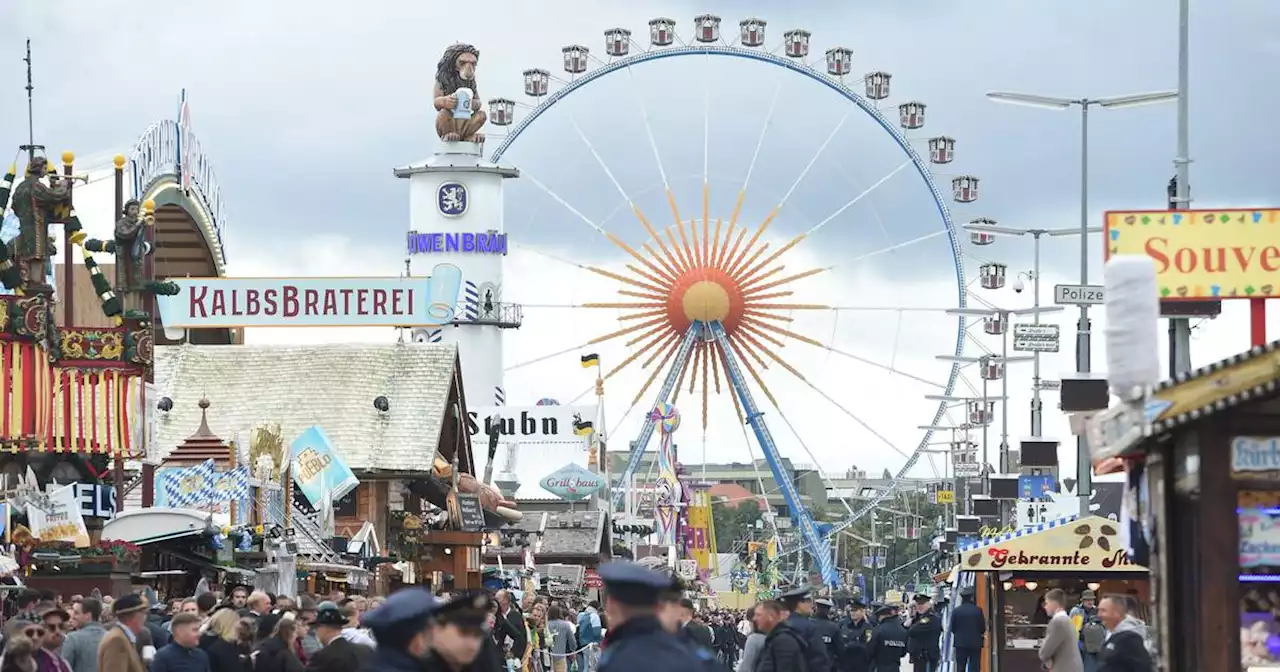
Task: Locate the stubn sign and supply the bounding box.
[540,463,605,500]
[468,406,596,443]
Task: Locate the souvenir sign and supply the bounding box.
[539,463,605,500]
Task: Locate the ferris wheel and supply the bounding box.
[490,14,990,581]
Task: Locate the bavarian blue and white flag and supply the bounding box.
[207,466,251,514]
[158,459,216,509]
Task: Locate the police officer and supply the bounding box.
[781,585,831,672]
[866,605,907,672]
[948,586,985,672]
[905,595,941,672]
[811,598,842,666]
[837,599,873,672]
[360,588,440,672]
[596,562,711,672]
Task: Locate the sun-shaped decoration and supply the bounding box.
[581,190,828,431]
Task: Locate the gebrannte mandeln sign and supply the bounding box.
[156,264,462,328]
[961,515,1145,572]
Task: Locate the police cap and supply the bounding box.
[874,604,896,617]
[362,588,439,643]
[959,585,976,598]
[598,561,674,607]
[912,594,932,605]
[814,598,834,608]
[434,591,494,629]
[780,583,812,604]
[848,598,866,609]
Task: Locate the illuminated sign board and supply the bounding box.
[1105,208,1280,300]
[155,264,462,328]
[407,231,508,255]
[129,90,227,261]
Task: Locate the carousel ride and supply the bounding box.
[487,15,1000,584]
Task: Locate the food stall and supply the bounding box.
[959,515,1149,671]
[1087,340,1280,672]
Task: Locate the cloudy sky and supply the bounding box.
[4,0,1279,501]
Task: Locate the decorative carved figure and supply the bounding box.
[114,199,147,291]
[8,156,70,290]
[434,44,487,143]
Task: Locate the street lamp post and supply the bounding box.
[943,306,1061,521]
[922,396,1004,515]
[964,223,1104,436]
[985,89,1177,516]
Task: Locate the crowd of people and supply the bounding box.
[0,571,1155,672]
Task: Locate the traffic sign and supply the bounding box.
[1035,379,1061,391]
[936,490,956,504]
[1054,284,1105,305]
[1013,324,1060,353]
[953,463,982,476]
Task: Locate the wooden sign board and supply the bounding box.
[455,493,486,532]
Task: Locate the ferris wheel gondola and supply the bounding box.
[491,14,992,581]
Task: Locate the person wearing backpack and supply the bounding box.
[1072,591,1105,672]
[577,602,603,672]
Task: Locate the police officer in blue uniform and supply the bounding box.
[837,599,873,672]
[596,562,712,672]
[781,585,832,672]
[362,589,502,672]
[811,598,843,667]
[948,586,985,672]
[905,594,942,672]
[866,605,908,672]
[361,587,440,672]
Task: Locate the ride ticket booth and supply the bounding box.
[1087,340,1280,672]
[958,515,1149,672]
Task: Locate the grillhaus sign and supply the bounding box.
[540,463,604,501]
[961,516,1146,572]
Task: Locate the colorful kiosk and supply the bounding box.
[1088,340,1280,672]
[958,515,1149,672]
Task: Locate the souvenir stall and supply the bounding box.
[1087,339,1280,672]
[958,515,1149,672]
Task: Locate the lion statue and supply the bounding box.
[434,43,487,143]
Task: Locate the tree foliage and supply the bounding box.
[711,500,764,552]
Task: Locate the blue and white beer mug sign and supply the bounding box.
[453,88,474,120]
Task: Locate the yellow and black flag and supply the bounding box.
[572,413,595,436]
[581,353,600,369]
